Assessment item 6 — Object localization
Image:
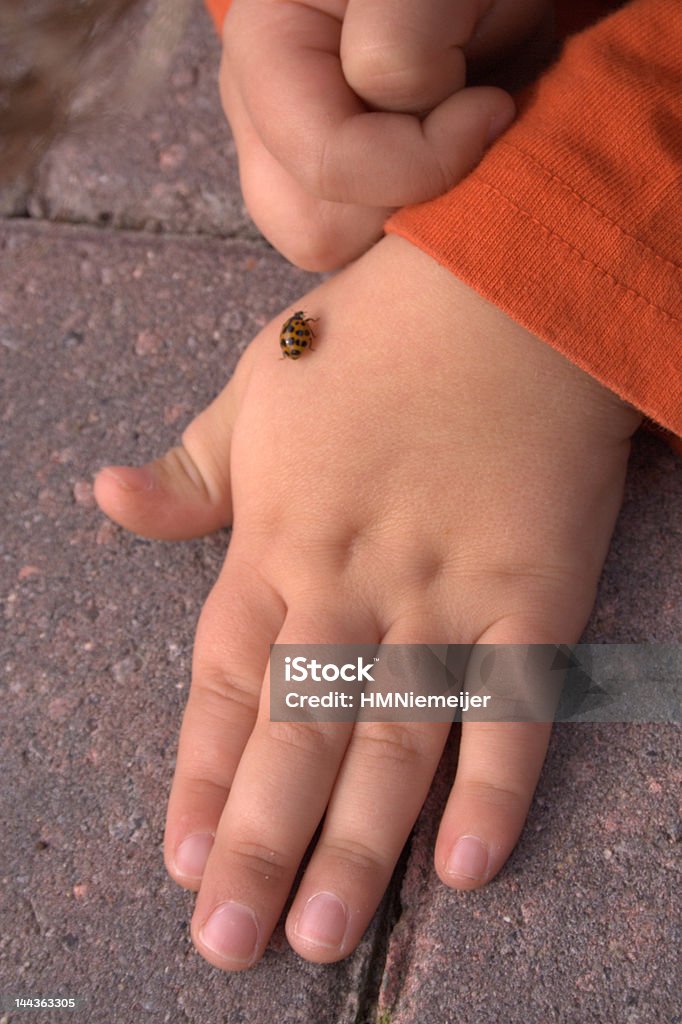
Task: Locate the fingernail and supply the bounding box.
[100,465,154,491]
[446,835,489,882]
[173,833,214,879]
[199,902,259,965]
[294,892,348,949]
[486,106,515,145]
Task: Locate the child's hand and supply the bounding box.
[94,234,640,969]
[220,0,547,269]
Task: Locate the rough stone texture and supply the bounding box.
[588,438,682,642]
[1,2,254,239]
[0,176,30,219]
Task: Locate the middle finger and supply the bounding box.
[286,614,453,961]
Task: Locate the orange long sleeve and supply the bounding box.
[204,0,227,35]
[206,0,681,449]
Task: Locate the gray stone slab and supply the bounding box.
[2,3,255,240]
[0,219,388,1024]
[380,721,681,1024]
[379,435,681,1024]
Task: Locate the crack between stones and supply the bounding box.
[1,207,266,246]
[351,834,412,1024]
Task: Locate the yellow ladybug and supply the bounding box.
[279,310,318,360]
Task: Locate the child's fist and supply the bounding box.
[219,0,547,270]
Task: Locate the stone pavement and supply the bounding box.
[1,6,679,1024]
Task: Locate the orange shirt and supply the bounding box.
[206,0,681,451]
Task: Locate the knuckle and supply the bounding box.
[320,835,387,878]
[343,42,405,86]
[192,665,259,719]
[163,443,213,503]
[459,776,530,811]
[265,719,338,762]
[352,721,432,767]
[343,45,427,107]
[227,839,292,886]
[173,774,227,806]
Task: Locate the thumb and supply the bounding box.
[93,375,240,541]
